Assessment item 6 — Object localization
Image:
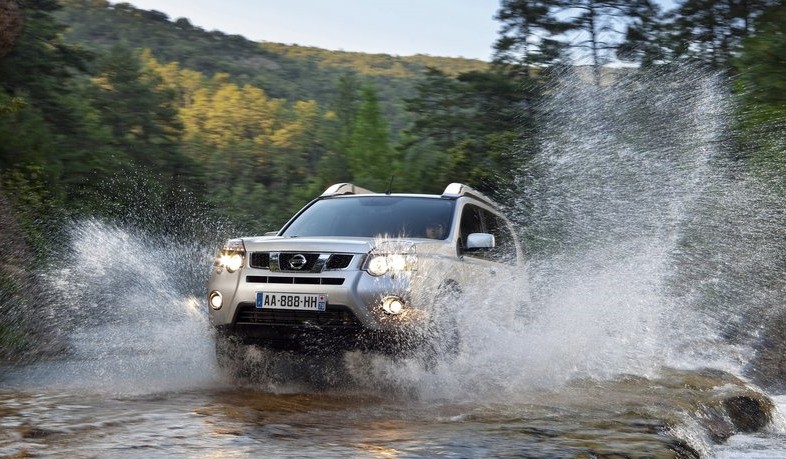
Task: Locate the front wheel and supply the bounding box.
[214,332,242,373]
[421,281,461,366]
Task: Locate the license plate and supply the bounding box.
[256,292,327,312]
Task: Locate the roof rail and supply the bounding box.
[321,183,375,196]
[441,183,498,208]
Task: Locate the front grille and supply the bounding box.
[246,276,344,285]
[251,252,357,273]
[278,253,321,271]
[250,252,270,269]
[235,302,362,329]
[326,254,354,270]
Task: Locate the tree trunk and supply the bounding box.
[0,0,23,59]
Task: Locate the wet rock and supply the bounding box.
[660,368,775,445]
[746,309,786,392]
[693,392,774,444]
[544,368,775,456]
[18,423,56,439]
[668,441,702,459]
[722,394,773,433]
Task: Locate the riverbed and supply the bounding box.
[1,351,784,458]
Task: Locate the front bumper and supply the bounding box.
[208,260,426,344]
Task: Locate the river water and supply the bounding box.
[4,349,786,458]
[2,351,786,457]
[3,68,786,457]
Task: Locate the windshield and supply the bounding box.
[281,196,455,239]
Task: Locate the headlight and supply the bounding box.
[220,253,244,272]
[367,255,390,276]
[364,242,417,276]
[215,238,246,272]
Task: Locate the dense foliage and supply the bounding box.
[1,0,785,356]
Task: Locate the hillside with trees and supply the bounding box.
[54,0,490,136]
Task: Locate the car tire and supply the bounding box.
[422,281,461,367]
[214,332,239,373]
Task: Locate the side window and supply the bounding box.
[458,203,517,265]
[458,204,484,251]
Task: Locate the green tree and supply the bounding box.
[734,0,786,171]
[554,0,636,84]
[266,99,323,214]
[402,68,468,152]
[0,0,90,170]
[448,70,529,193]
[735,2,786,119]
[616,0,666,66]
[307,73,361,190]
[668,0,779,72]
[0,0,130,217]
[494,0,670,79]
[493,0,568,75]
[348,85,398,191]
[88,44,206,232]
[91,45,181,167]
[401,67,530,194]
[333,73,361,155]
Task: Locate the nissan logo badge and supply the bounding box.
[289,254,307,270]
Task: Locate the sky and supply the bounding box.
[121,0,502,61]
[119,1,677,62]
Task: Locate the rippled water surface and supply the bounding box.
[0,366,728,458]
[2,345,785,458]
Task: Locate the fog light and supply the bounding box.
[209,291,223,310]
[382,296,405,315]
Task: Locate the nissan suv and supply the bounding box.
[207,183,525,365]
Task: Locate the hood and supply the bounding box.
[241,236,447,254]
[241,236,376,254]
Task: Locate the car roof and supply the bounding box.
[320,182,500,210]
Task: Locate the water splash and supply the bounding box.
[5,218,223,394]
[517,67,786,381]
[347,67,786,400]
[6,67,785,404]
[516,66,734,375]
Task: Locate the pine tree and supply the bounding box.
[493,0,568,75]
[616,0,665,66]
[347,85,398,191]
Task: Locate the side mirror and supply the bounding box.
[466,233,495,251]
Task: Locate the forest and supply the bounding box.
[1,0,785,356]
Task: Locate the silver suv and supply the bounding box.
[207,183,525,363]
